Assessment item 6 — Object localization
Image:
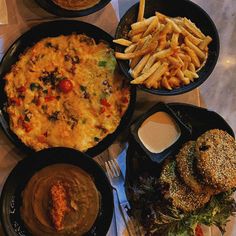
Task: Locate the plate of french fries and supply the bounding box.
[114,0,219,95]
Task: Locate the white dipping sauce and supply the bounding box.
[138,111,180,153]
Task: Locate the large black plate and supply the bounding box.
[35,0,111,17]
[115,0,220,95]
[0,147,113,236]
[0,20,136,157]
[125,103,235,184]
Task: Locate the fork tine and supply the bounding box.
[107,160,117,178]
[110,159,120,177]
[105,162,113,179]
[113,159,121,175]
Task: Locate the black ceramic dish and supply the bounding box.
[130,102,191,163]
[115,0,220,95]
[125,102,235,185]
[0,20,136,157]
[35,0,111,17]
[0,147,113,236]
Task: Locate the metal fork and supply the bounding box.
[105,159,140,236]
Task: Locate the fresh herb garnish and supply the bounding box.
[48,111,60,121]
[80,85,87,92]
[30,83,42,91]
[41,105,48,111]
[94,137,100,142]
[72,56,80,64]
[82,118,87,124]
[98,61,107,67]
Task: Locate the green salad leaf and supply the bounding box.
[129,177,236,236]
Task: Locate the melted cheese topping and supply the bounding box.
[5,34,130,152]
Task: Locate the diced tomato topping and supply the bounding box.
[16,86,26,93]
[45,96,56,102]
[121,97,129,103]
[23,122,32,133]
[10,97,21,106]
[100,107,106,114]
[100,98,110,107]
[58,79,73,93]
[18,116,32,132]
[37,135,46,143]
[195,225,204,236]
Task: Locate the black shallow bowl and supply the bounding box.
[35,0,111,17]
[0,147,113,236]
[130,102,192,163]
[125,103,235,184]
[115,0,220,95]
[0,20,136,157]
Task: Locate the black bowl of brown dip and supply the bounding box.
[0,147,113,236]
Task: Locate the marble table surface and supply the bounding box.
[0,0,235,235]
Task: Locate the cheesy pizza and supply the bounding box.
[4,34,130,152]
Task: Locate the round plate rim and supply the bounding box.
[114,0,220,96]
[35,0,112,17]
[0,20,136,157]
[0,147,114,236]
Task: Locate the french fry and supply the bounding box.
[130,35,153,68]
[115,44,154,60]
[131,33,142,43]
[131,16,156,30]
[160,21,172,35]
[183,18,205,39]
[177,69,190,84]
[168,77,181,87]
[142,16,159,37]
[176,55,184,66]
[125,44,137,53]
[188,63,195,72]
[145,63,168,87]
[131,54,151,78]
[179,25,202,45]
[168,56,182,67]
[131,61,161,84]
[155,12,168,22]
[185,37,206,59]
[155,48,173,59]
[166,18,181,33]
[182,77,191,85]
[170,33,179,48]
[113,39,132,46]
[137,0,145,21]
[184,69,199,80]
[128,25,148,37]
[199,36,212,50]
[142,53,157,73]
[161,77,172,90]
[182,46,200,67]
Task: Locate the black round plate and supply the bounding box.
[125,102,234,183]
[0,147,113,236]
[0,20,136,157]
[115,0,220,95]
[35,0,111,17]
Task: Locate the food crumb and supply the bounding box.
[49,181,69,231]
